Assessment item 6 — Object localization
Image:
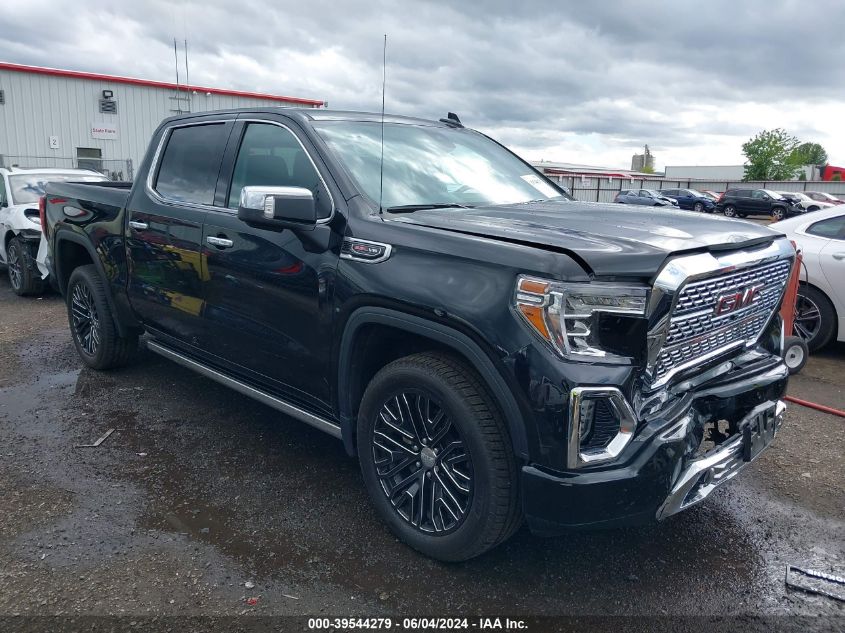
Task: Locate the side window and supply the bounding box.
[154,123,229,205]
[0,177,6,206]
[227,122,330,218]
[806,216,845,240]
[736,190,750,198]
[751,190,765,200]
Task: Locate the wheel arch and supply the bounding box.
[337,307,529,461]
[54,231,129,337]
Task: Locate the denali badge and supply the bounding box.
[714,285,761,315]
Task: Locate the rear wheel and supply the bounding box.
[6,236,45,296]
[357,352,522,561]
[771,207,787,221]
[67,265,137,369]
[794,284,836,352]
[723,205,737,217]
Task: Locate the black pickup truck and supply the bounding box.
[43,108,794,561]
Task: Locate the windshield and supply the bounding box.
[764,190,786,200]
[643,189,661,197]
[9,173,105,204]
[687,189,705,197]
[312,121,565,210]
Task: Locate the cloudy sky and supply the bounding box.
[3,1,843,169]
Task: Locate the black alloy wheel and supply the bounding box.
[70,280,101,357]
[65,265,137,369]
[372,391,473,534]
[358,352,522,561]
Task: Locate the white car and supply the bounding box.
[772,208,845,351]
[0,167,106,295]
[776,191,834,212]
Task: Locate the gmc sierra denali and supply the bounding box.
[43,108,794,561]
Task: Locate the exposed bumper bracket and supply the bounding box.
[656,400,786,520]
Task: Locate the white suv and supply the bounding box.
[0,167,106,295]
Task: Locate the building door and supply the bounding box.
[76,148,102,173]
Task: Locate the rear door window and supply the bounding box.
[154,123,230,205]
[806,216,845,240]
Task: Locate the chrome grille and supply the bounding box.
[653,259,791,382]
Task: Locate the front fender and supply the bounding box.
[337,306,531,460]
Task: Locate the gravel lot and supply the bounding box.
[0,272,843,628]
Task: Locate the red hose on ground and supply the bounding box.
[784,395,845,418]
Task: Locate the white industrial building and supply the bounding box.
[0,62,324,180]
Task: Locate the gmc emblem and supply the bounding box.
[714,285,761,316]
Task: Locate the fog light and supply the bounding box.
[568,387,638,468]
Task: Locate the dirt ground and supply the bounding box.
[0,275,842,630]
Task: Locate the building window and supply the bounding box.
[99,98,117,114]
[0,89,5,105]
[77,148,103,172]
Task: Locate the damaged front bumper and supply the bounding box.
[521,358,789,534]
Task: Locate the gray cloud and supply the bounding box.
[2,1,843,166]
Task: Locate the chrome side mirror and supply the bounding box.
[238,186,316,229]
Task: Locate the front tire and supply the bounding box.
[357,352,522,561]
[771,207,787,221]
[6,236,45,296]
[693,202,704,212]
[723,205,737,217]
[67,265,137,369]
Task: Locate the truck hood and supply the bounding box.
[387,200,782,278]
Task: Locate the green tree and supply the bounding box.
[640,164,655,174]
[742,129,801,181]
[832,173,842,182]
[790,142,828,166]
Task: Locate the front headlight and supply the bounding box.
[514,276,648,362]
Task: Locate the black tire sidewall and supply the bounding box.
[7,237,43,296]
[357,363,506,561]
[797,285,837,351]
[67,266,116,368]
[772,207,786,221]
[724,205,736,217]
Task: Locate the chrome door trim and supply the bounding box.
[146,339,341,439]
[144,119,233,215]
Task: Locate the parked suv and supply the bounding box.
[658,189,716,213]
[613,189,679,207]
[43,108,794,561]
[716,188,803,221]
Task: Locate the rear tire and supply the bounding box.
[794,285,836,352]
[723,205,737,217]
[7,236,45,296]
[357,352,522,561]
[67,265,137,369]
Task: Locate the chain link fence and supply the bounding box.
[546,174,845,203]
[0,155,133,181]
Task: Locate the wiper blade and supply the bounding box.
[384,203,473,213]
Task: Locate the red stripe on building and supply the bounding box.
[0,61,324,107]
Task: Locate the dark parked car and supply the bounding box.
[658,188,717,212]
[42,108,794,561]
[613,189,679,207]
[716,188,804,221]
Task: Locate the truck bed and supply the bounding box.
[46,180,133,208]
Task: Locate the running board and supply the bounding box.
[146,339,342,439]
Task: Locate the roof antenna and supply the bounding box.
[173,38,181,113]
[378,34,387,215]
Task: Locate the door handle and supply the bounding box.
[206,236,234,248]
[128,221,148,231]
[833,253,845,261]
